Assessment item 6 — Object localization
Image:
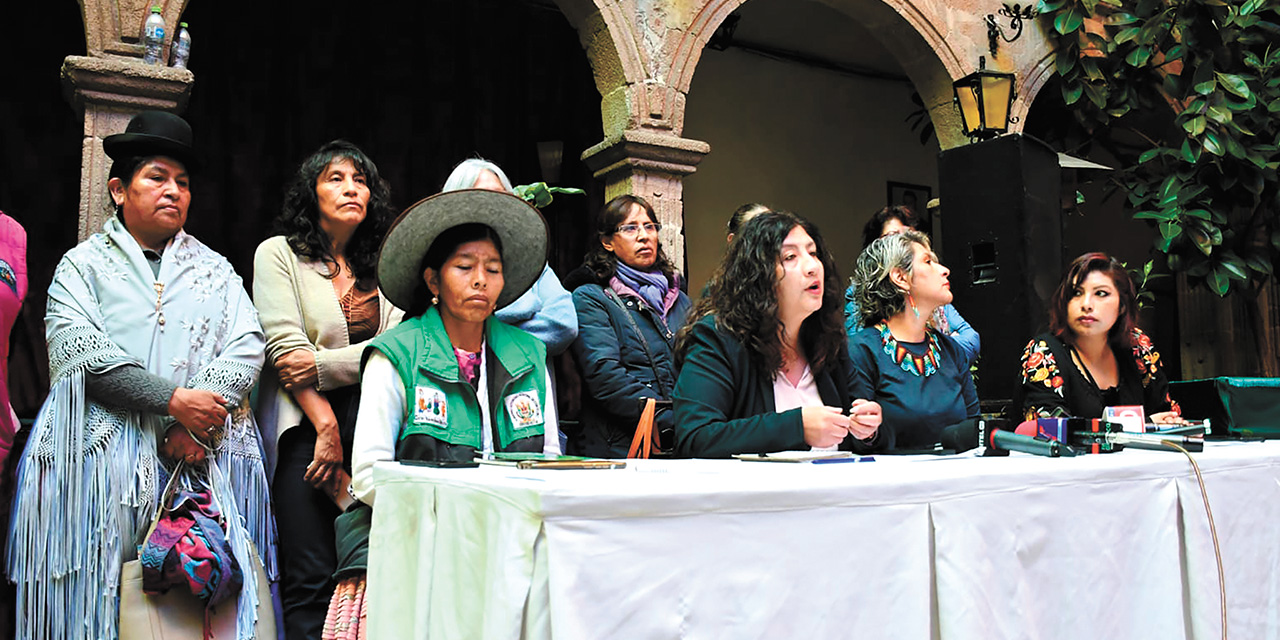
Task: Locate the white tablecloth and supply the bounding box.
[365,442,1280,639]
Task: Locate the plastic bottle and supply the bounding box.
[170,22,191,69]
[142,7,166,65]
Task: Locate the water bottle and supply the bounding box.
[142,7,165,65]
[170,22,191,69]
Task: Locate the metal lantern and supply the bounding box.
[953,56,1016,141]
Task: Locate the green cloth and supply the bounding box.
[332,502,373,581]
[368,308,548,450]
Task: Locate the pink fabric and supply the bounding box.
[453,347,481,387]
[772,366,831,452]
[0,213,27,471]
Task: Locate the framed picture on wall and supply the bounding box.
[886,181,932,214]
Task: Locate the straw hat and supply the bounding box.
[377,189,548,311]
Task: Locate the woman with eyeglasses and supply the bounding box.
[564,195,692,457]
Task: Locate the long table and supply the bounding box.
[365,442,1280,639]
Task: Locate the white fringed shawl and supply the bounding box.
[7,219,276,640]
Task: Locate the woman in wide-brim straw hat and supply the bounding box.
[323,189,561,638]
[353,187,561,472]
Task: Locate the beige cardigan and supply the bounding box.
[252,235,403,456]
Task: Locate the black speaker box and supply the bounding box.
[938,134,1063,406]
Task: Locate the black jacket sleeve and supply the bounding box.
[672,319,806,458]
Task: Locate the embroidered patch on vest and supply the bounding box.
[414,386,448,427]
[0,259,15,296]
[504,391,543,429]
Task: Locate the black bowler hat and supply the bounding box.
[103,110,201,171]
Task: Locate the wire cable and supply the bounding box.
[1161,440,1226,640]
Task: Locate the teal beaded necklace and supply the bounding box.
[875,321,941,377]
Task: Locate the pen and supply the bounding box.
[811,456,875,464]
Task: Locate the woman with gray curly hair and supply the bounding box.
[848,230,977,450]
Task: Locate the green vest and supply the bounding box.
[368,308,549,450]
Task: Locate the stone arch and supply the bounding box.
[554,0,679,137]
[82,0,192,59]
[555,0,1056,151]
[1013,51,1058,131]
[813,0,1056,149]
[67,0,196,238]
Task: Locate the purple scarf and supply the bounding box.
[615,261,670,315]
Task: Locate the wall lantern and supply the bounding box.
[952,56,1016,141]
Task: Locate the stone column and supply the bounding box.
[62,55,193,240]
[582,129,710,271]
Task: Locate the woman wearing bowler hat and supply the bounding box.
[7,111,275,639]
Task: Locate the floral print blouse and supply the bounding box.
[1019,328,1179,421]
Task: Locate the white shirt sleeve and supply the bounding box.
[542,366,562,455]
[350,351,404,506]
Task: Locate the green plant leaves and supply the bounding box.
[1126,46,1154,67]
[1209,268,1229,295]
[512,182,585,209]
[1055,5,1086,34]
[1202,131,1225,156]
[1043,0,1280,300]
[1183,114,1207,136]
[1216,73,1253,99]
[1181,138,1202,162]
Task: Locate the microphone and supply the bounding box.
[989,429,1077,457]
[938,418,1074,457]
[939,418,1007,456]
[939,419,980,453]
[1074,430,1205,453]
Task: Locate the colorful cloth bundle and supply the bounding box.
[140,483,244,609]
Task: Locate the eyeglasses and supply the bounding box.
[614,222,661,237]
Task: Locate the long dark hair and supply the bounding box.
[1049,252,1139,352]
[403,223,504,319]
[727,202,770,236]
[677,210,846,377]
[861,205,919,249]
[581,194,677,283]
[274,140,393,288]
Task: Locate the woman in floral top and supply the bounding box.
[1019,252,1180,423]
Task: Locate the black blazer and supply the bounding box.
[673,315,891,458]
